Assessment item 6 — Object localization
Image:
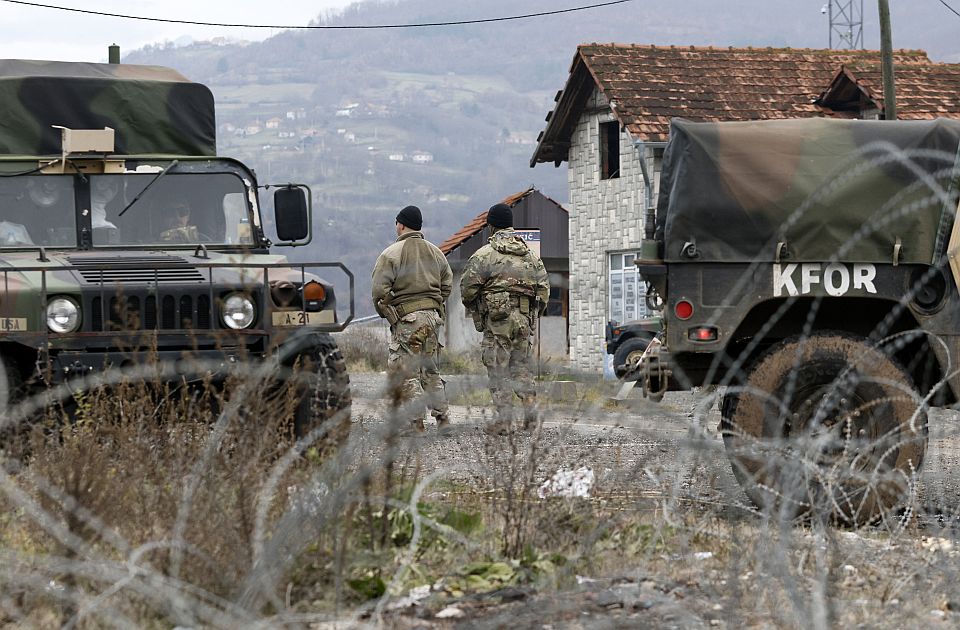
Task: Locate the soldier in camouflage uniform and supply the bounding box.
[372,205,453,434]
[461,203,550,433]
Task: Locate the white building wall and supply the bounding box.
[445,272,483,351]
[445,270,567,358]
[567,88,652,372]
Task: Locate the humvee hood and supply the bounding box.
[657,117,960,264]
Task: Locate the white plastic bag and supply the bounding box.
[538,466,594,498]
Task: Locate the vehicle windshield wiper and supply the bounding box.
[117,160,179,217]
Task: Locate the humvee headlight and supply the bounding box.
[222,293,255,330]
[46,297,80,333]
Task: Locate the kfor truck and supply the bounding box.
[0,58,352,440]
[635,117,960,524]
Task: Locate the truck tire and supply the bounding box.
[613,336,653,380]
[720,333,926,525]
[0,355,22,410]
[290,333,352,450]
[0,355,26,452]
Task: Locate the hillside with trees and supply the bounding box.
[123,0,960,314]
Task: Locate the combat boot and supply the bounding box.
[398,417,425,437]
[484,419,511,436]
[436,413,453,436]
[521,395,539,431]
[522,408,539,431]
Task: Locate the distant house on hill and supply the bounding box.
[336,103,360,118]
[439,188,569,356]
[265,117,282,129]
[530,44,960,373]
[412,151,434,164]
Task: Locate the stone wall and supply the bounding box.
[567,88,657,373]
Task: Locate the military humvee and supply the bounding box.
[605,316,662,379]
[636,117,960,523]
[0,59,351,439]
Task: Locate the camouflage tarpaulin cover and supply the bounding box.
[656,117,960,264]
[0,59,215,156]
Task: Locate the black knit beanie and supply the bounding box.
[396,205,422,230]
[486,203,512,229]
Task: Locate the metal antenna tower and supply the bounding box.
[825,0,864,49]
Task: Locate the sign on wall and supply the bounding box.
[609,251,647,325]
[514,229,541,257]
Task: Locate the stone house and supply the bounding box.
[438,188,569,357]
[530,44,960,373]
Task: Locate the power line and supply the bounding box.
[938,0,960,18]
[0,0,636,29]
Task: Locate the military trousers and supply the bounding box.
[481,309,537,419]
[387,309,448,422]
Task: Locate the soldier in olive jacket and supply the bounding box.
[461,203,549,433]
[372,205,453,434]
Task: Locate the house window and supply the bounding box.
[653,146,665,173]
[600,120,620,180]
[545,286,567,317]
[609,251,647,324]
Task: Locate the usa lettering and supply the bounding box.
[773,263,877,297]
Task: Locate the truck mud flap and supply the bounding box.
[639,338,670,402]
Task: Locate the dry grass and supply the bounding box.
[1,357,959,629]
[336,325,390,373]
[336,325,485,375]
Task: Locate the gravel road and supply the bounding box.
[348,371,960,518]
[345,371,960,629]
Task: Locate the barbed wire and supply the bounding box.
[938,0,960,19]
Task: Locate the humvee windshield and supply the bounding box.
[0,172,254,248]
[0,175,75,246]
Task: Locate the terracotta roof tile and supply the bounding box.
[532,44,947,164]
[817,61,960,119]
[438,212,488,256]
[438,188,566,256]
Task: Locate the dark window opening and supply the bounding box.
[653,146,665,173]
[545,286,567,317]
[600,120,621,180]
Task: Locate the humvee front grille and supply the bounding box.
[0,260,351,339]
[91,293,214,331]
[68,255,205,284]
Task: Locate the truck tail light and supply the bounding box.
[688,326,718,342]
[674,300,694,320]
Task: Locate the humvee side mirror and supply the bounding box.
[273,185,312,246]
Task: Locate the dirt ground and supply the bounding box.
[346,372,960,629]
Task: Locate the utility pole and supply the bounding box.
[825,0,864,49]
[878,0,897,119]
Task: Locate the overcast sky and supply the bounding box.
[0,0,357,62]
